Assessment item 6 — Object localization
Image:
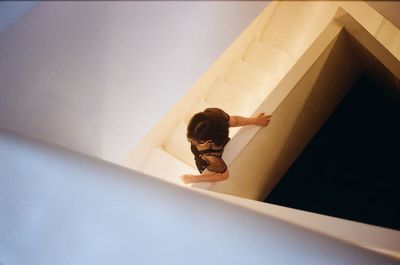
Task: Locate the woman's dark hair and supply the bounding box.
[187,110,229,146]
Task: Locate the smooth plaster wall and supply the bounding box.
[0,1,268,163]
[1,127,398,265]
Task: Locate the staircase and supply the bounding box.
[2,1,400,263]
[125,1,400,200]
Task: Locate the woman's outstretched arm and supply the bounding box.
[229,113,271,127]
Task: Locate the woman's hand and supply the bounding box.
[181,174,196,184]
[181,170,229,184]
[254,113,272,126]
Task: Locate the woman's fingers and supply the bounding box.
[258,113,271,118]
[181,174,194,184]
[256,113,272,126]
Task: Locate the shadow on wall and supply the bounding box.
[260,31,362,197]
[367,1,400,30]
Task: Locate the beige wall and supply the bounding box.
[212,30,363,200]
[367,1,400,30]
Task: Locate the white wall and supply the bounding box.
[1,127,398,265]
[0,1,268,163]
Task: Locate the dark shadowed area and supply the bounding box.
[265,73,400,231]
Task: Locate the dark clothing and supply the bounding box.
[190,108,230,174]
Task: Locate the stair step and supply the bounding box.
[260,1,336,57]
[375,19,400,58]
[225,59,279,99]
[141,147,197,184]
[163,121,194,167]
[205,78,257,118]
[243,40,296,79]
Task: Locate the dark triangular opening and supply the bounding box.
[264,72,400,230]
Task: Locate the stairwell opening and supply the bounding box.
[264,33,400,231]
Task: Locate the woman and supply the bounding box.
[181,108,271,184]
